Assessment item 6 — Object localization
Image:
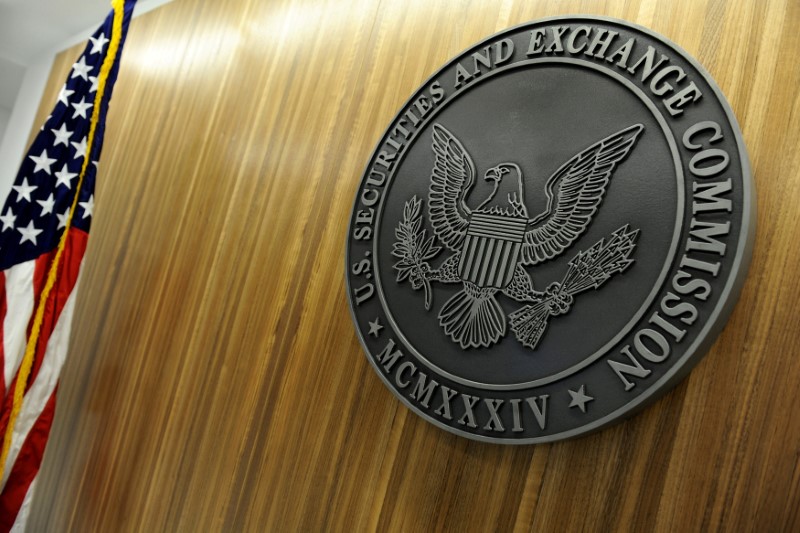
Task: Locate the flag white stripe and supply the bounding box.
[9,476,36,533]
[1,273,81,489]
[3,260,36,391]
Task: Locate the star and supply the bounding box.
[89,33,109,54]
[56,208,70,230]
[51,123,73,147]
[37,193,56,216]
[29,149,56,174]
[79,195,94,219]
[1,208,15,231]
[72,137,87,160]
[58,84,75,106]
[17,220,43,245]
[568,385,594,413]
[70,56,92,80]
[12,178,37,202]
[368,317,384,337]
[71,97,93,119]
[54,164,78,188]
[88,75,99,92]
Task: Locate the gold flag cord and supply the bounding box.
[0,0,127,481]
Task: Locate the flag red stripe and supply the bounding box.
[26,229,87,391]
[0,228,85,419]
[0,227,86,522]
[0,387,56,532]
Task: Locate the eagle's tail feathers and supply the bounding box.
[438,285,505,349]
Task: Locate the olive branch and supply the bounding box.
[392,196,440,309]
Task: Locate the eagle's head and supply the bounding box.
[476,163,527,217]
[484,164,512,183]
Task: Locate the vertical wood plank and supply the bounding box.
[19,0,800,531]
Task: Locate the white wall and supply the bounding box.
[0,108,10,144]
[0,58,51,205]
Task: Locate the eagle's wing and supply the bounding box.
[520,124,644,266]
[428,124,474,251]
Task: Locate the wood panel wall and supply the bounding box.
[24,0,800,530]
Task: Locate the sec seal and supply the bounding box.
[345,16,754,443]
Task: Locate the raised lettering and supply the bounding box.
[410,372,438,408]
[374,150,397,170]
[454,62,472,89]
[434,386,458,420]
[683,121,723,150]
[483,398,505,432]
[545,26,569,53]
[627,46,669,82]
[458,394,480,428]
[413,95,432,118]
[605,37,635,68]
[635,328,670,362]
[366,170,386,187]
[353,283,374,306]
[527,28,546,55]
[509,399,524,432]
[429,80,445,103]
[391,119,411,141]
[361,188,380,207]
[585,28,619,58]
[680,255,721,277]
[687,219,730,255]
[608,345,652,391]
[693,180,732,213]
[649,311,687,342]
[526,395,549,430]
[690,149,730,177]
[650,65,686,96]
[664,81,702,116]
[566,26,591,54]
[672,269,712,300]
[471,46,492,75]
[495,38,514,64]
[395,361,416,388]
[660,292,699,325]
[351,258,371,276]
[375,338,403,372]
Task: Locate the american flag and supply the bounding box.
[0,1,135,529]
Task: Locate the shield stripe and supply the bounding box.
[495,240,514,287]
[467,225,528,240]
[469,237,487,283]
[469,237,485,282]
[460,211,529,288]
[500,242,522,286]
[477,238,496,286]
[458,235,474,279]
[469,217,528,233]
[471,212,527,225]
[469,218,527,231]
[505,241,518,286]
[460,235,479,280]
[486,240,506,287]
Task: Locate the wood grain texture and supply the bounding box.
[23,0,800,530]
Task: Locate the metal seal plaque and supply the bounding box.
[345,16,754,443]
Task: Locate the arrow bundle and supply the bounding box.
[509,225,639,350]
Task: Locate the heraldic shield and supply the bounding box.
[457,213,528,289]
